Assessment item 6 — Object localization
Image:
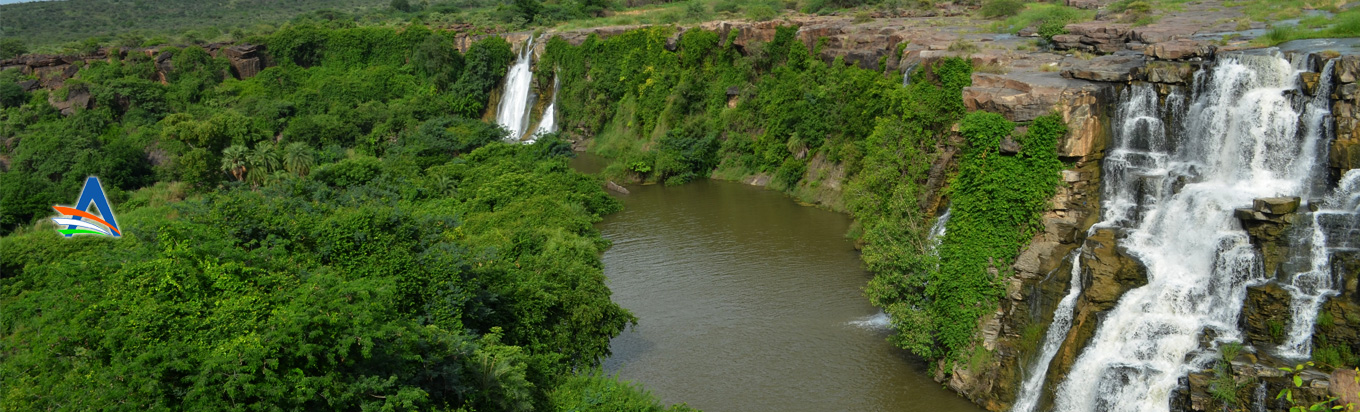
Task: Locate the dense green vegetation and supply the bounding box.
[542,25,1068,361]
[0,22,692,411]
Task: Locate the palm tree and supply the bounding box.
[283,142,314,177]
[246,143,279,186]
[220,145,248,181]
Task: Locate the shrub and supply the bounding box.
[746,4,778,21]
[853,10,873,23]
[714,0,742,13]
[980,0,1023,19]
[0,38,28,59]
[948,39,979,53]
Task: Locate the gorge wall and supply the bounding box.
[7,12,1360,412]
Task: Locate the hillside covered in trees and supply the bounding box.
[0,21,694,411]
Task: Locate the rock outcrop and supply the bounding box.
[1332,55,1360,176]
[1242,283,1292,347]
[1236,197,1302,279]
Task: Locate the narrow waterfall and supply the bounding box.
[1011,251,1084,412]
[1280,168,1360,357]
[530,73,559,143]
[1278,59,1342,359]
[1052,53,1333,412]
[497,38,536,140]
[929,207,951,245]
[852,208,951,330]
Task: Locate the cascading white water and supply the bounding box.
[529,73,559,143]
[1012,79,1173,412]
[1011,251,1084,412]
[1277,59,1342,359]
[497,38,536,141]
[1280,167,1360,358]
[1052,52,1331,412]
[930,207,951,246]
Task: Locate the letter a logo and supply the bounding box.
[51,176,122,238]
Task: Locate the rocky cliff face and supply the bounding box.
[0,43,268,115]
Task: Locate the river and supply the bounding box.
[573,154,984,412]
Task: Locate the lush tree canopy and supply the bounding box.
[0,23,690,411]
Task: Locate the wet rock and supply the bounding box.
[1253,197,1301,214]
[1332,138,1360,175]
[605,181,630,194]
[1238,197,1301,279]
[1079,228,1148,309]
[1044,228,1148,389]
[1301,72,1321,96]
[1242,283,1291,347]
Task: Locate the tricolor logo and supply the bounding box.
[51,176,122,238]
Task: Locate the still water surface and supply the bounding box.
[574,155,984,412]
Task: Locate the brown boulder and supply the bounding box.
[1130,25,1195,44]
[1062,54,1141,82]
[1145,39,1215,61]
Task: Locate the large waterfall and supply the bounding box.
[1048,52,1340,412]
[496,38,537,140]
[494,37,559,143]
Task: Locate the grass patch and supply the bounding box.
[976,62,1008,74]
[1253,8,1360,46]
[1016,322,1047,355]
[1225,0,1345,22]
[949,39,980,53]
[1313,340,1359,370]
[994,3,1095,40]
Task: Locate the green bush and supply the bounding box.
[550,371,697,411]
[746,4,779,21]
[714,0,742,13]
[996,3,1093,39]
[980,0,1023,18]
